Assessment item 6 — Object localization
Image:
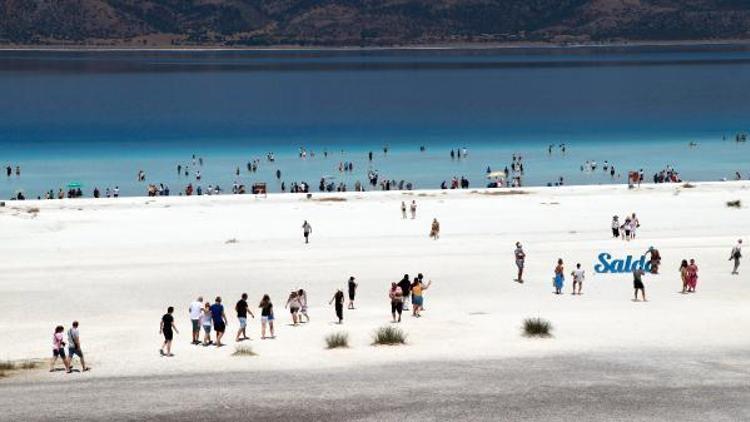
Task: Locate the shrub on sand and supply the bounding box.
[523,317,553,338]
[18,360,39,370]
[232,344,257,357]
[325,332,350,349]
[0,361,14,371]
[727,200,741,208]
[372,326,406,345]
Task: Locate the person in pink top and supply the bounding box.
[49,325,71,373]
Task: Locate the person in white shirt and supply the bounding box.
[188,297,203,345]
[730,239,743,275]
[571,263,585,295]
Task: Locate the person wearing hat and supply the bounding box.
[514,242,526,283]
[730,239,743,275]
[611,216,620,238]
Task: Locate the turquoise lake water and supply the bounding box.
[0,45,748,197]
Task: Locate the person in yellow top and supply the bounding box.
[411,276,433,317]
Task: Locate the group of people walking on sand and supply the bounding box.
[49,321,89,374]
[400,200,418,219]
[611,213,640,240]
[389,273,433,322]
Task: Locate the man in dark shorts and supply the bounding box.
[397,274,411,311]
[633,268,647,302]
[389,283,404,323]
[210,297,227,347]
[67,321,89,372]
[235,293,254,342]
[160,307,178,357]
[347,276,358,309]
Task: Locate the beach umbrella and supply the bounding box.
[486,171,506,178]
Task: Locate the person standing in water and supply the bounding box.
[329,289,345,324]
[632,268,647,302]
[571,263,585,295]
[160,306,178,357]
[730,239,742,274]
[259,295,275,339]
[410,200,417,219]
[302,220,312,244]
[514,242,526,283]
[347,276,358,309]
[553,259,565,295]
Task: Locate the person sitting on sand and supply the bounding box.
[633,268,647,302]
[160,307,178,357]
[553,259,565,295]
[389,283,404,323]
[430,218,440,240]
[50,325,71,373]
[329,289,345,324]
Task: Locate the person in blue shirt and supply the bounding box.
[209,297,227,347]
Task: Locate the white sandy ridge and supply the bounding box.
[0,182,748,381]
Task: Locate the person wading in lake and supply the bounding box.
[302,220,312,244]
[730,239,742,274]
[514,242,526,283]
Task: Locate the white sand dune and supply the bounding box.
[1,182,748,380]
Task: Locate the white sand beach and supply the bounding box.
[1,182,749,381]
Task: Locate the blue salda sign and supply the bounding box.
[594,253,651,273]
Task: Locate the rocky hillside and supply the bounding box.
[2,0,750,46]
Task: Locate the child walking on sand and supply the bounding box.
[329,289,345,324]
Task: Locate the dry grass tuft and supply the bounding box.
[232,344,257,357]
